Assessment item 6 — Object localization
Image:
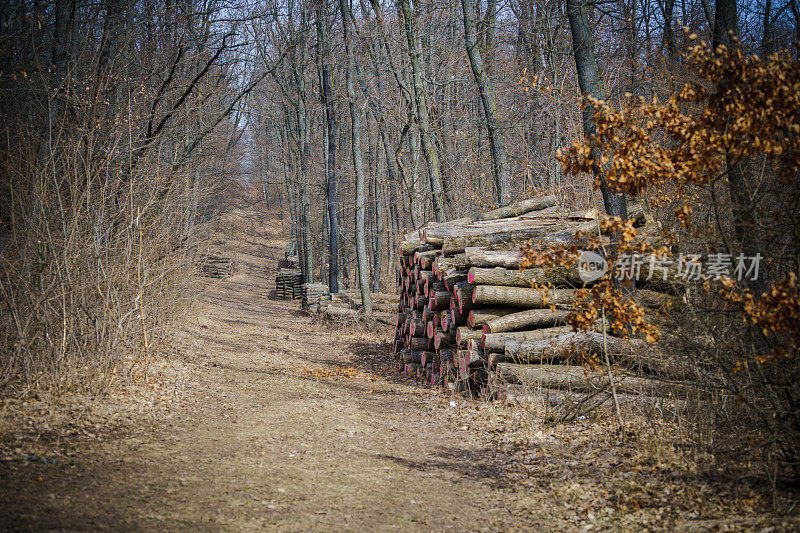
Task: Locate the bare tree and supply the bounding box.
[398,0,446,222]
[340,0,373,313]
[461,0,511,205]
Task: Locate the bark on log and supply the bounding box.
[472,286,575,308]
[399,240,434,255]
[420,351,438,367]
[464,247,525,268]
[425,280,446,297]
[455,283,474,313]
[434,328,455,349]
[431,290,451,310]
[497,331,692,381]
[415,250,439,269]
[444,270,469,290]
[456,326,484,347]
[467,307,518,327]
[502,331,625,362]
[484,308,571,333]
[439,349,456,364]
[468,266,582,288]
[409,319,425,337]
[411,351,434,364]
[409,337,431,351]
[483,325,576,352]
[449,302,467,327]
[424,213,587,243]
[494,363,688,397]
[433,254,467,277]
[474,195,557,221]
[442,224,594,254]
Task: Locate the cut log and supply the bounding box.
[373,314,395,326]
[425,215,584,243]
[440,311,450,331]
[484,308,571,333]
[464,247,525,269]
[411,351,433,364]
[399,240,434,256]
[414,294,429,308]
[442,224,593,255]
[431,290,451,310]
[496,331,693,381]
[449,303,467,327]
[421,306,437,324]
[483,325,576,352]
[433,255,467,277]
[457,349,486,379]
[501,331,626,363]
[456,326,484,347]
[434,328,455,349]
[472,286,574,308]
[419,351,438,367]
[467,266,583,288]
[454,282,474,313]
[424,280,446,297]
[494,363,688,397]
[409,337,430,351]
[414,250,439,270]
[443,269,468,290]
[467,307,518,328]
[474,195,557,221]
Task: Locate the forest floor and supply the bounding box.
[1,205,798,531]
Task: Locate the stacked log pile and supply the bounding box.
[392,197,688,404]
[276,268,302,300]
[307,290,398,326]
[198,253,235,278]
[300,283,328,308]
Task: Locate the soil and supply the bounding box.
[1,206,798,531]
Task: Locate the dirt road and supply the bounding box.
[0,208,523,531]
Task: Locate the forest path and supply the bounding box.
[1,206,522,531]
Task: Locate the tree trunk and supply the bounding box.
[316,1,339,293]
[461,0,511,205]
[291,9,314,284]
[566,0,628,221]
[713,0,758,264]
[340,0,373,314]
[398,0,446,222]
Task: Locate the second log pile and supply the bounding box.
[309,290,398,326]
[198,253,235,278]
[393,196,689,404]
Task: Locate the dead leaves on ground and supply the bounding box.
[292,365,375,383]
